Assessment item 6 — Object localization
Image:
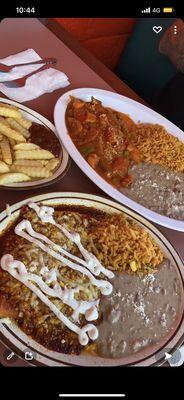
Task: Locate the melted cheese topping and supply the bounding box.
[15,220,112,296]
[1,254,98,345]
[0,202,114,346]
[29,202,114,279]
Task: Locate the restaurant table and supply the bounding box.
[0,18,183,367]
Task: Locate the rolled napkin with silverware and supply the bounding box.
[0,49,70,102]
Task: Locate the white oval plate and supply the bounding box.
[54,88,184,231]
[0,192,184,367]
[0,97,70,189]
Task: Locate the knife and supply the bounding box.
[0,57,57,73]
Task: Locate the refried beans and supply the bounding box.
[97,259,182,358]
[121,162,184,221]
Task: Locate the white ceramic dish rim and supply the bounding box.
[0,97,69,189]
[0,192,183,367]
[54,88,184,231]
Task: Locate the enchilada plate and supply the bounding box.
[0,192,184,366]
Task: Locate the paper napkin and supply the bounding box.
[0,49,70,102]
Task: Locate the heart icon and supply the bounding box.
[153,26,163,34]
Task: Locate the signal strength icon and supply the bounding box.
[141,7,151,13]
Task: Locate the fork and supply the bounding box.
[3,64,51,88]
[0,57,57,73]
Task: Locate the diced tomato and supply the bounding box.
[75,110,87,123]
[118,113,136,132]
[73,100,85,109]
[127,144,142,163]
[67,117,83,134]
[121,174,133,187]
[88,126,99,141]
[85,112,97,123]
[111,176,122,189]
[131,149,142,163]
[87,153,100,169]
[112,156,130,177]
[104,128,117,144]
[97,137,105,156]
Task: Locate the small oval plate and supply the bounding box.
[0,97,70,190]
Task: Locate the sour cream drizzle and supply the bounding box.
[0,202,115,345]
[0,255,98,345]
[28,202,114,279]
[1,251,98,323]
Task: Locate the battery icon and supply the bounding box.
[163,7,174,13]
